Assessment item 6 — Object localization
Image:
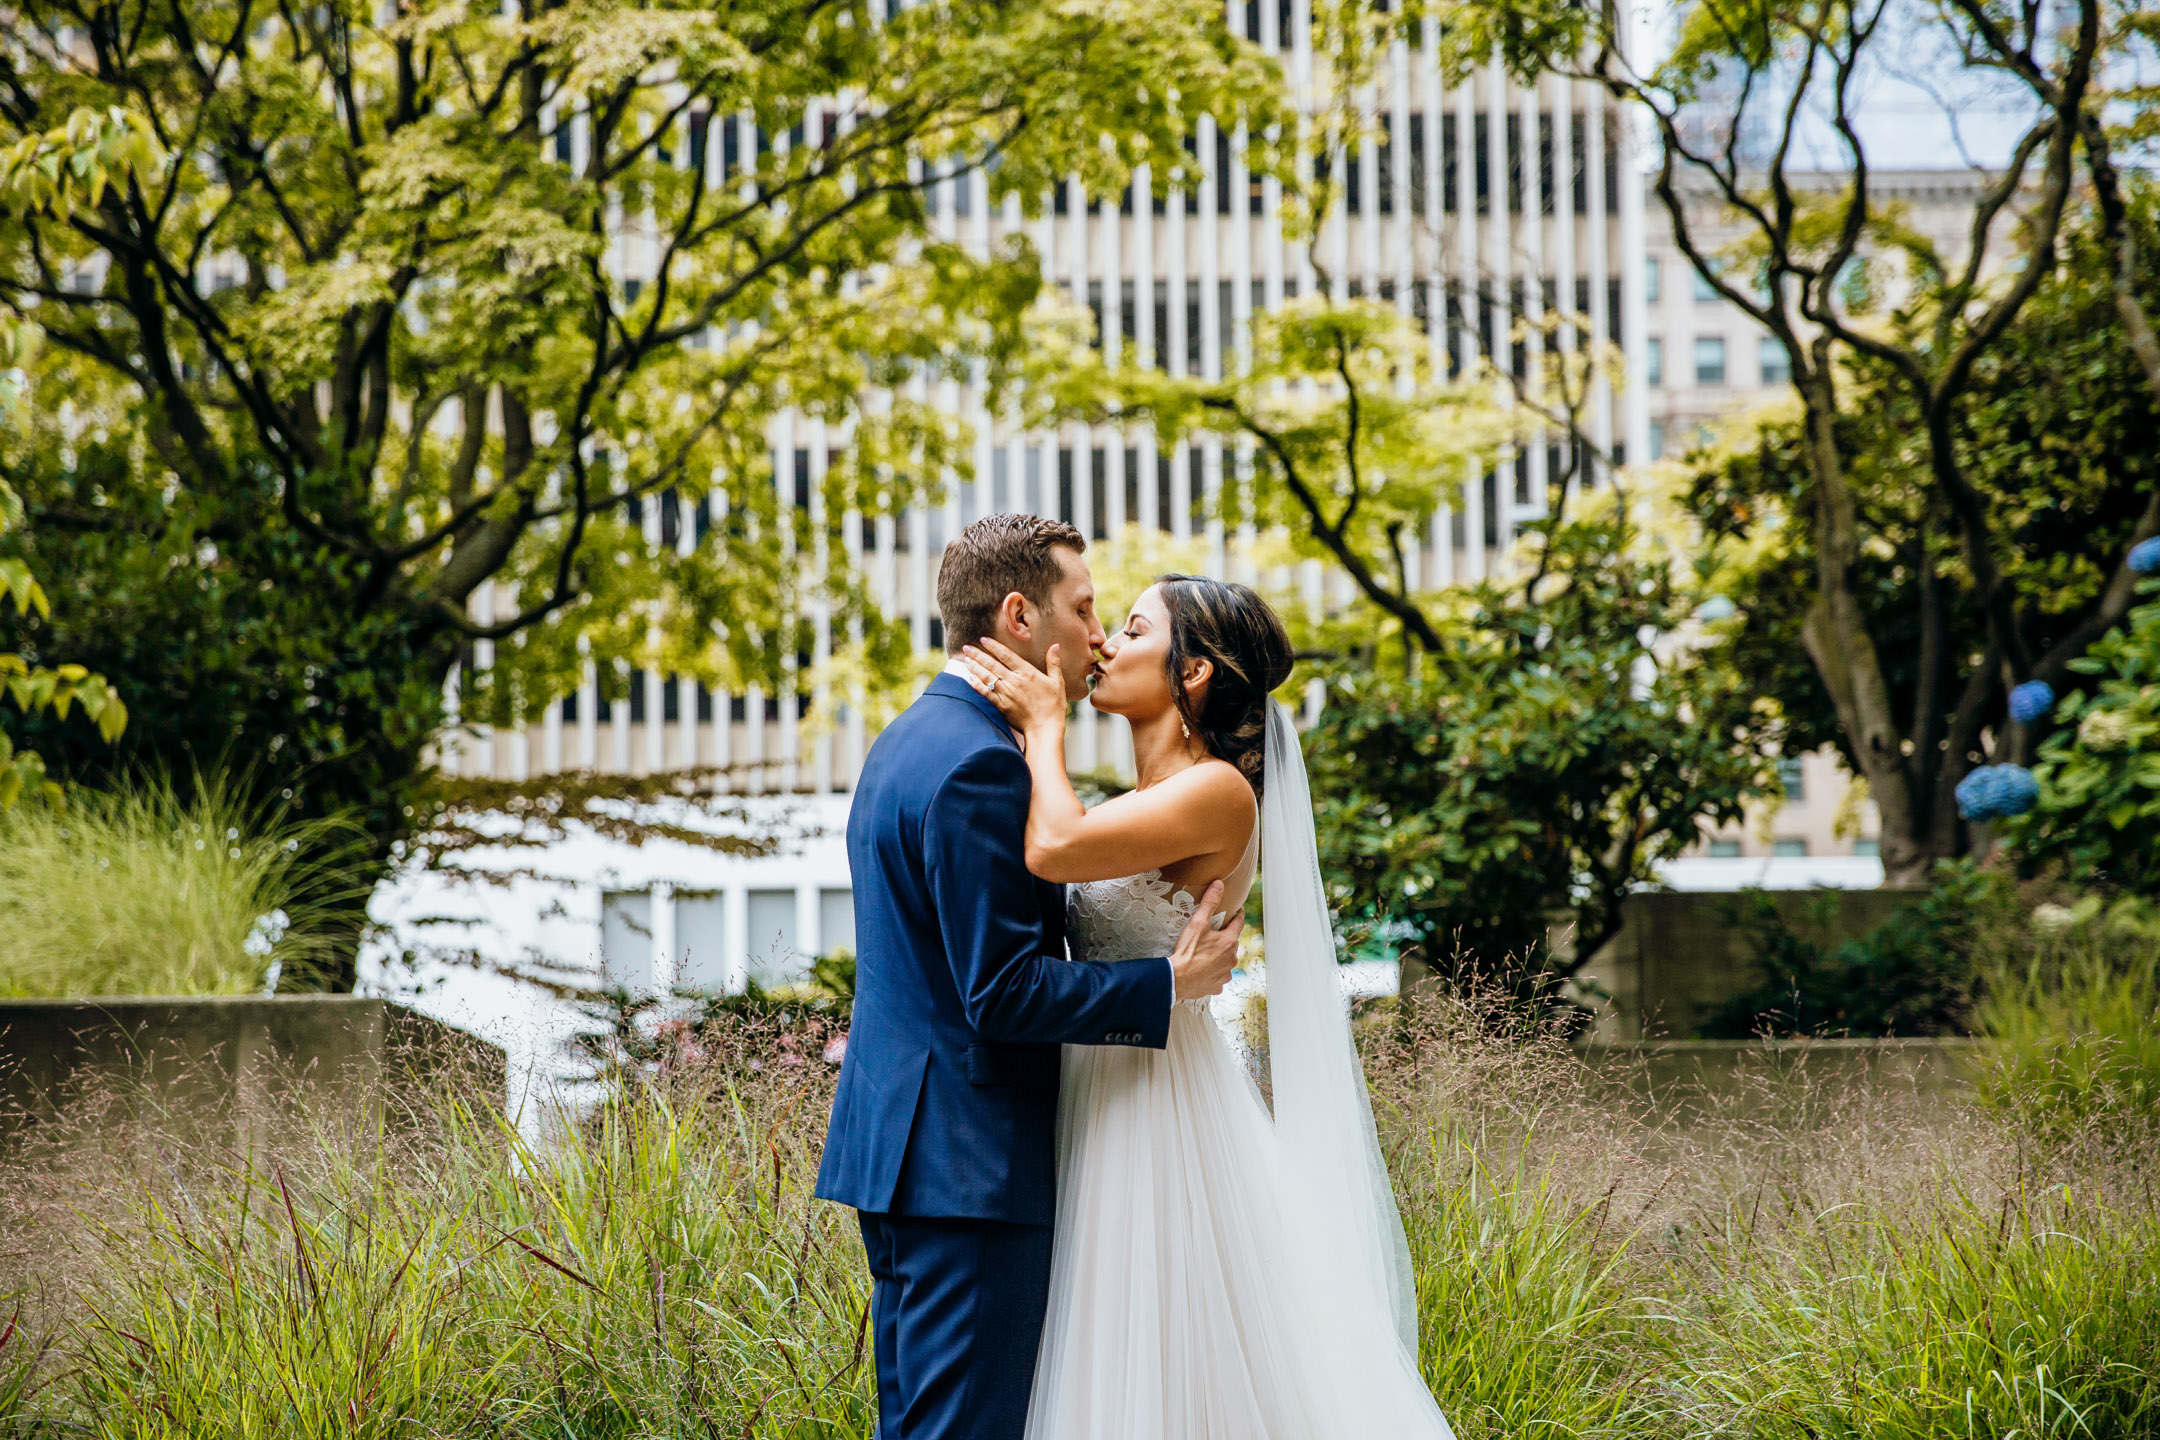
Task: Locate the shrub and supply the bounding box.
[2008,589,2160,895]
[1972,895,2160,1138]
[1697,868,2004,1038]
[0,772,364,997]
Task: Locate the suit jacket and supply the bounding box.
[815,672,1174,1223]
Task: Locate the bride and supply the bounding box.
[956,575,1456,1440]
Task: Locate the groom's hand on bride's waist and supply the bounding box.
[1169,879,1244,1003]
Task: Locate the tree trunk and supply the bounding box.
[1789,373,1936,888]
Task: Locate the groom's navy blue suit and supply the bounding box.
[817,672,1174,1440]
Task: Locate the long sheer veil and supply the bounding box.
[1261,698,1456,1435]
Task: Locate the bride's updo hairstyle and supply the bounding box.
[1155,575,1294,797]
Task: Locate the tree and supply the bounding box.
[1044,273,1774,991]
[0,0,1284,984]
[1448,0,2155,885]
[1683,190,2160,850]
[1301,513,1776,1004]
[0,109,147,805]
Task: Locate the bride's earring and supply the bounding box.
[1181,718,1191,739]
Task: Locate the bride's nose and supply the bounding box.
[1097,632,1122,661]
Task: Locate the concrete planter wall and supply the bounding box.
[1577,1036,1979,1111]
[1571,890,1925,1041]
[0,995,501,1148]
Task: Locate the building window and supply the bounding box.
[819,888,857,956]
[1759,336,1791,386]
[1645,336,1662,388]
[1692,264,1720,302]
[674,890,728,994]
[1772,837,1810,857]
[746,888,802,988]
[1645,255,1660,304]
[600,889,655,992]
[1709,839,1743,858]
[1648,421,1665,462]
[1853,837,1881,858]
[1693,336,1727,386]
[1777,757,1805,802]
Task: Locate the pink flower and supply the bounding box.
[823,1032,849,1066]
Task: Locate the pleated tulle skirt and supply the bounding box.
[1023,1004,1339,1440]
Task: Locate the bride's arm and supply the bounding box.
[956,639,1254,884]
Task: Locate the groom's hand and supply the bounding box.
[1169,879,1245,1002]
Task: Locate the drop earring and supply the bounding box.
[1181,718,1191,739]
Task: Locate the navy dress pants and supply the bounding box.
[856,1211,1056,1440]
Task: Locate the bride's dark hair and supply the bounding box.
[1155,575,1295,797]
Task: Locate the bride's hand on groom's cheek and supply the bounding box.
[959,638,1067,733]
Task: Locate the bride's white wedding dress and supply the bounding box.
[1024,703,1456,1440]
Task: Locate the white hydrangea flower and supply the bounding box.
[2031,903,2076,933]
[2078,708,2132,752]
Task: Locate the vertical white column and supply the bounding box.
[1520,83,1545,525]
[724,879,749,994]
[1477,57,1511,579]
[544,669,565,774]
[1451,82,1478,586]
[1198,111,1222,568]
[1101,191,1125,536]
[1134,163,1160,534]
[653,881,677,993]
[1616,17,1652,474]
[1553,83,1579,509]
[677,484,700,769]
[1425,25,1451,587]
[643,490,666,774]
[577,642,598,768]
[611,659,632,772]
[810,429,834,794]
[778,418,800,793]
[1586,84,1614,475]
[843,433,866,787]
[1292,0,1316,303]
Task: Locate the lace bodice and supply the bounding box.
[1067,871,1201,966]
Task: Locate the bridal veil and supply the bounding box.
[1261,698,1456,1436]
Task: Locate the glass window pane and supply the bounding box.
[601,889,655,992]
[1759,335,1791,386]
[1693,336,1727,385]
[819,888,857,957]
[674,890,728,994]
[746,888,803,988]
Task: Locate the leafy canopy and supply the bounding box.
[0,0,1284,883]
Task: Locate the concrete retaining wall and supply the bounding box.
[0,995,501,1149]
[1573,890,1923,1041]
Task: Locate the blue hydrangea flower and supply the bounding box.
[1955,763,2040,821]
[2008,680,2055,725]
[2131,536,2160,577]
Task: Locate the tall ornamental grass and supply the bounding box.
[1972,896,2160,1136]
[0,1001,2155,1438]
[0,772,364,997]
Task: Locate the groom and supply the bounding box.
[817,513,1245,1440]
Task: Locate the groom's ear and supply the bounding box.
[996,590,1032,643]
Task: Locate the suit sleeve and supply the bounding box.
[925,743,1175,1048]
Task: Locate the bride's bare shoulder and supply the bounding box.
[1166,760,1258,838]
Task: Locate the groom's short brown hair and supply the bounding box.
[936,513,1086,655]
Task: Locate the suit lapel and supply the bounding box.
[923,671,1022,750]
